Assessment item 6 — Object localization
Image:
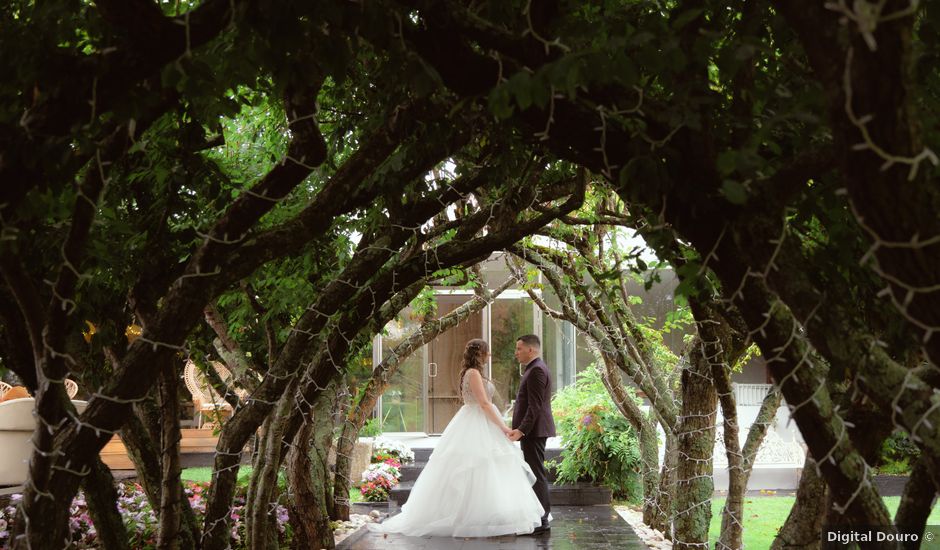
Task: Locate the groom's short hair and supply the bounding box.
[517,334,541,349]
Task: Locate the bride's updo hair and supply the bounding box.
[459,338,489,395]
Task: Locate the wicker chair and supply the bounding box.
[183,360,238,428]
[0,382,11,399]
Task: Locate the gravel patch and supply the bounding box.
[615,505,673,550]
[333,510,385,546]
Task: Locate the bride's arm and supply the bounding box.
[467,369,511,434]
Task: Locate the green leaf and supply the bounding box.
[507,72,534,111]
[671,9,704,30]
[720,179,748,205]
[716,151,738,176]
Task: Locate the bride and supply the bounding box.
[369,338,545,537]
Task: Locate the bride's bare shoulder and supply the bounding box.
[465,368,483,381]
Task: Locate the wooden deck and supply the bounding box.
[100,428,220,470]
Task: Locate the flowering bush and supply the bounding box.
[358,459,404,502]
[0,481,291,548]
[362,462,400,485]
[370,437,414,464]
[359,481,390,502]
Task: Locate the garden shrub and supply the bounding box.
[878,430,920,475]
[358,417,382,437]
[550,364,643,502]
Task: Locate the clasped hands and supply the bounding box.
[505,428,523,442]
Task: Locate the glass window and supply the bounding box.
[489,297,535,412]
[575,331,596,374]
[543,314,577,390]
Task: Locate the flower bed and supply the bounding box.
[0,481,290,548]
[354,437,415,501]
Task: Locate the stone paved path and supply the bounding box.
[340,505,649,549]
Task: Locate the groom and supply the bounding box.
[508,334,555,535]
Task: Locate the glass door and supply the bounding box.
[379,310,426,432]
[427,295,483,434]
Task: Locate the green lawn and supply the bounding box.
[707,497,940,548]
[181,466,254,486]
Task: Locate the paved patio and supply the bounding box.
[340,505,649,549]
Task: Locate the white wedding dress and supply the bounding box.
[369,375,544,537]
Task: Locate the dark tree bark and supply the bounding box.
[894,455,939,542]
[82,458,132,550]
[120,407,202,545]
[157,360,186,550]
[13,134,115,548]
[771,454,828,550]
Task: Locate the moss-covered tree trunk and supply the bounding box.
[247,379,298,550]
[288,377,341,549]
[771,454,828,549]
[673,347,717,550]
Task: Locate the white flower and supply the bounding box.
[371,437,415,463]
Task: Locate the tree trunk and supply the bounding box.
[732,279,895,537]
[595,352,662,524]
[247,379,298,550]
[894,454,939,541]
[331,417,359,522]
[246,413,275,535]
[652,426,678,536]
[288,378,341,549]
[639,420,661,526]
[823,401,893,533]
[120,406,201,544]
[82,458,132,550]
[157,361,185,550]
[673,349,717,550]
[771,454,828,550]
[287,421,321,549]
[122,406,165,508]
[718,382,782,550]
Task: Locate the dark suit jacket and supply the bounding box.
[512,357,556,438]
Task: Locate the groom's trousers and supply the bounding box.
[521,436,550,523]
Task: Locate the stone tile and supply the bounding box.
[339,506,649,549]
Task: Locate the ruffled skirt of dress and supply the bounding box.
[368,403,544,537]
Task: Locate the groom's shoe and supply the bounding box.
[527,521,551,536]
